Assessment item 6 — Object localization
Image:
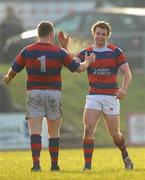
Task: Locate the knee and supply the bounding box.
[112,132,123,142]
[84,125,94,138]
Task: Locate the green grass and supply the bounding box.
[1,64,145,145]
[0,148,145,180]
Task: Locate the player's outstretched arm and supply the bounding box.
[58,31,96,72]
[3,68,17,85]
[76,53,95,73]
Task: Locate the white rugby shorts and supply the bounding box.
[85,95,120,115]
[26,89,62,120]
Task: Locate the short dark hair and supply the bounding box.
[91,21,112,38]
[37,21,54,37]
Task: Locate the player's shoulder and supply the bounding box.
[80,46,93,54]
[52,44,69,55]
[50,44,62,52]
[25,43,61,52]
[107,43,123,52]
[25,43,37,50]
[85,46,93,52]
[20,43,37,53]
[107,43,118,50]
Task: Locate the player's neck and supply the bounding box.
[39,37,53,44]
[94,41,108,49]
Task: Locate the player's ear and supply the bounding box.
[50,31,55,39]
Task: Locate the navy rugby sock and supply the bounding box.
[31,134,42,168]
[48,138,59,168]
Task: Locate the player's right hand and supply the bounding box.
[3,75,10,85]
[85,53,96,64]
[58,31,69,50]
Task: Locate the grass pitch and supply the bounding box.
[0,147,145,180]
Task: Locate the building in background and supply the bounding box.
[96,0,145,7]
[0,0,96,30]
[0,0,96,60]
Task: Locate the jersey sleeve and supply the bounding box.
[77,49,86,62]
[116,47,127,67]
[12,48,26,73]
[60,48,80,72]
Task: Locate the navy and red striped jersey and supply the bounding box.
[12,42,80,90]
[77,43,127,95]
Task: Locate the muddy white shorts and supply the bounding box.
[26,90,62,120]
[85,95,120,115]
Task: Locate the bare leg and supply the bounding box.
[103,114,133,169]
[83,109,101,139]
[28,117,43,135]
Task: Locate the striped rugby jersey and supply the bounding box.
[12,42,80,90]
[77,43,127,95]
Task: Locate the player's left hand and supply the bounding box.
[115,87,127,100]
[58,31,69,50]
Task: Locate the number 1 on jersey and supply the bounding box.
[38,56,46,72]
